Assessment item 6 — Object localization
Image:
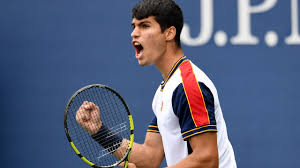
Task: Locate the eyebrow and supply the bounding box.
[131,21,151,27]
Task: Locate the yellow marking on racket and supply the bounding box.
[81,156,95,166]
[129,115,134,131]
[70,142,80,155]
[130,134,134,146]
[124,160,129,168]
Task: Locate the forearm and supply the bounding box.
[167,152,218,168]
[114,139,163,168]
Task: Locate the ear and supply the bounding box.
[165,26,177,41]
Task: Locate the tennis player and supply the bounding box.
[77,0,237,167]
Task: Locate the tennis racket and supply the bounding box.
[64,84,134,168]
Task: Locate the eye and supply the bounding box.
[142,24,150,28]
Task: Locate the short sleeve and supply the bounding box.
[172,82,217,140]
[147,117,160,133]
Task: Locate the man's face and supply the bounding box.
[131,16,167,66]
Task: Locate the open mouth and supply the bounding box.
[133,41,144,56]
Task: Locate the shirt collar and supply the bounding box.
[160,56,187,91]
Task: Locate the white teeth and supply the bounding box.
[134,42,141,46]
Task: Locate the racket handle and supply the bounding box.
[124,160,129,168]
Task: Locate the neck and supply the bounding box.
[154,45,184,82]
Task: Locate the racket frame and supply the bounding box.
[64,84,134,168]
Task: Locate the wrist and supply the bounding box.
[91,124,123,153]
[89,122,102,135]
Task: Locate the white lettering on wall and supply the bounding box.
[231,0,277,45]
[285,0,300,44]
[180,0,299,47]
[181,0,213,46]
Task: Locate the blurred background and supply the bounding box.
[0,0,299,167]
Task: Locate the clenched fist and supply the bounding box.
[76,101,102,135]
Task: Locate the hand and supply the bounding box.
[76,101,102,135]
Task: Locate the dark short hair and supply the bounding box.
[132,0,184,47]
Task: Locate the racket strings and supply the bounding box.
[92,122,128,141]
[93,88,129,159]
[69,93,100,160]
[69,91,124,161]
[97,140,130,160]
[102,88,129,159]
[66,86,131,167]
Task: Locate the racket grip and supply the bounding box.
[91,125,123,153]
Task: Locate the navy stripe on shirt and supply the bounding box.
[172,82,217,140]
[147,117,160,133]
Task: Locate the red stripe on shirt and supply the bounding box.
[179,61,210,127]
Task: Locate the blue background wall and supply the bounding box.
[0,0,299,167]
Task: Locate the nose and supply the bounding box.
[131,27,139,39]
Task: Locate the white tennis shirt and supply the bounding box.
[148,56,237,167]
